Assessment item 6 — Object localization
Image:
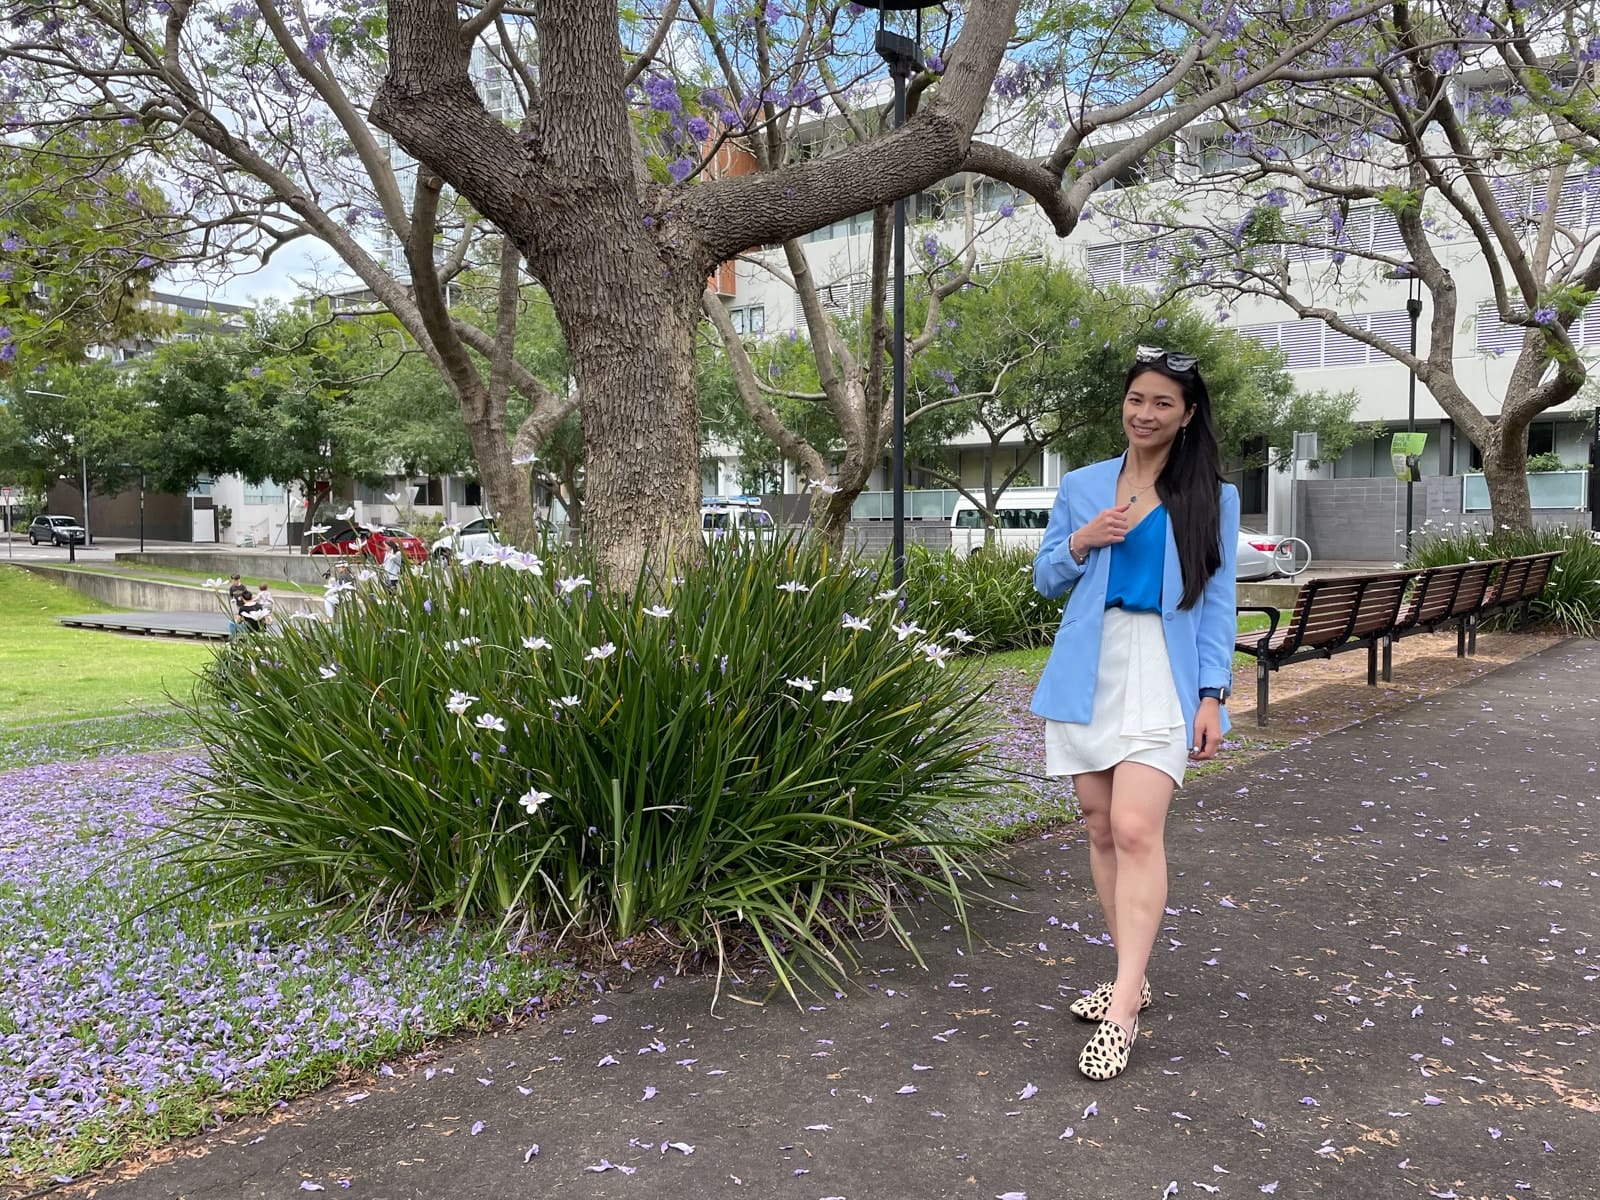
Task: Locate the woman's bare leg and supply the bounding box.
[1103,761,1176,1031]
[1073,769,1118,947]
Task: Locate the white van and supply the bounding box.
[949,486,1057,559]
[701,496,777,544]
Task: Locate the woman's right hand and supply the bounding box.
[1076,502,1135,550]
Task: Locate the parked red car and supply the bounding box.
[307,519,428,564]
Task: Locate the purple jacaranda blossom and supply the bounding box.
[643,74,681,115]
[0,749,559,1169]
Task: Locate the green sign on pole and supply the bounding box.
[1391,432,1427,482]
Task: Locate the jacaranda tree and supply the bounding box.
[6,0,1382,577]
[1096,0,1600,529]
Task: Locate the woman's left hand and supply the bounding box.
[1191,698,1224,761]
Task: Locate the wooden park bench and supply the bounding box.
[1465,551,1563,653]
[1236,551,1563,725]
[1236,570,1412,724]
[1380,558,1502,680]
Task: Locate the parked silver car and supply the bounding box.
[28,514,86,546]
[1237,529,1310,580]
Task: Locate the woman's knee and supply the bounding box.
[1077,785,1115,850]
[1083,810,1115,852]
[1109,807,1163,858]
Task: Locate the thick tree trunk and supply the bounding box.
[1480,429,1535,532]
[809,489,856,556]
[462,413,535,548]
[543,257,704,581]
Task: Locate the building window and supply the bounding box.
[243,480,286,506]
[730,304,766,336]
[1237,310,1412,370]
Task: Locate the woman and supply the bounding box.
[1031,346,1239,1081]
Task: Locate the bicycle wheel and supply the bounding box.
[1274,537,1313,577]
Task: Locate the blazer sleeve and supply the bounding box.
[1197,483,1239,692]
[1033,474,1087,600]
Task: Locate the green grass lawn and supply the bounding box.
[0,566,217,724]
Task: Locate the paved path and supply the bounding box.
[77,641,1599,1200]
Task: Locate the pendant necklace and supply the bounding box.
[1124,470,1159,504]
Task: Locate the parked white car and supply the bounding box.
[431,517,501,563]
[701,497,777,544]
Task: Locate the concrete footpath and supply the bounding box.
[79,642,1599,1200]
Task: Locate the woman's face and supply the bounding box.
[1122,369,1191,454]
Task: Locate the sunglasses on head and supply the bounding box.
[1135,345,1198,373]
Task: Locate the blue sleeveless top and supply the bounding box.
[1105,505,1166,613]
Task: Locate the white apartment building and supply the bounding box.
[711,101,1595,553]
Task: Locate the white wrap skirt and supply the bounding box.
[1044,606,1189,787]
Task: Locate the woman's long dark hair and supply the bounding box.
[1124,359,1224,610]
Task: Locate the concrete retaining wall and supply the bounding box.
[119,550,333,586]
[22,565,323,617]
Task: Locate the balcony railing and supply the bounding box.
[849,489,964,521]
[1461,470,1588,512]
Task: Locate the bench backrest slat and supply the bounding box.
[1447,560,1501,617]
[1517,552,1562,602]
[1350,575,1410,636]
[1398,564,1467,627]
[1486,556,1532,607]
[1285,579,1365,649]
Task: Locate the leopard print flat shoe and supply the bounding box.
[1078,1014,1138,1081]
[1068,977,1153,1023]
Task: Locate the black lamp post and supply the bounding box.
[1385,265,1424,558]
[857,0,924,588]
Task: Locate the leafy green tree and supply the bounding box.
[126,337,255,494]
[912,261,1358,525]
[0,359,150,504]
[0,137,177,375]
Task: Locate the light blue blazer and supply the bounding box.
[1029,455,1239,743]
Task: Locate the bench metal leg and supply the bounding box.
[1468,614,1479,656]
[1381,634,1394,682]
[1256,659,1269,726]
[1456,620,1467,657]
[1367,640,1379,685]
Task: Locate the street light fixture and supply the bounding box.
[1384,266,1425,558]
[856,0,924,589]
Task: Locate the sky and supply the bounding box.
[162,238,354,309]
